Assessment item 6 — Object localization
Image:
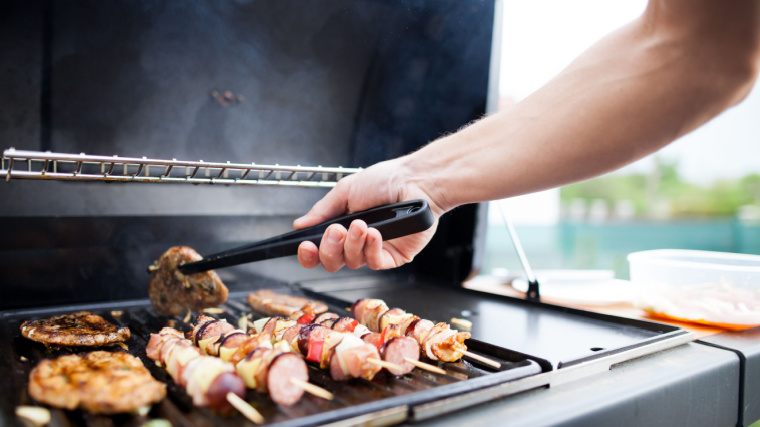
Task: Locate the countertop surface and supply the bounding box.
[456,275,759,426]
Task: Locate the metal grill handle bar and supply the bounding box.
[0,148,361,187]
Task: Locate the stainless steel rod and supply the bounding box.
[495,201,540,300]
[0,148,361,188]
[2,148,358,175]
[0,169,341,187]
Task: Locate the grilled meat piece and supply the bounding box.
[148,246,228,316]
[28,351,166,414]
[247,289,328,317]
[380,336,419,376]
[20,311,130,347]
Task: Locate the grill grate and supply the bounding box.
[0,290,542,427]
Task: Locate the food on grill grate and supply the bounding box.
[148,246,229,315]
[192,313,388,384]
[191,314,237,347]
[28,351,166,414]
[15,405,51,427]
[190,315,314,405]
[352,298,472,362]
[145,327,246,412]
[304,312,420,376]
[150,320,309,407]
[247,289,328,318]
[379,336,420,376]
[250,313,414,379]
[20,311,130,347]
[235,342,308,406]
[227,332,274,365]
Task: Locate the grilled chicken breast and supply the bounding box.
[21,311,130,347]
[28,351,166,414]
[148,246,228,316]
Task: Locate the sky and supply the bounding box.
[494,0,760,224]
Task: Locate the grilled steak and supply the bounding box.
[148,246,228,315]
[247,289,328,317]
[28,351,166,414]
[20,311,130,347]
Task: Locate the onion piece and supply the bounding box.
[253,317,270,334]
[352,323,370,338]
[238,315,248,333]
[15,406,50,427]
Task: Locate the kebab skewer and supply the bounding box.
[251,312,420,377]
[144,327,254,417]
[246,290,499,369]
[309,312,448,375]
[187,316,319,405]
[291,312,438,376]
[193,313,406,382]
[243,290,423,374]
[247,310,445,376]
[196,314,386,382]
[350,298,501,369]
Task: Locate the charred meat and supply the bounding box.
[148,246,228,316]
[21,311,130,347]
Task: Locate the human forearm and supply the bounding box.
[406,0,760,213]
[294,0,760,272]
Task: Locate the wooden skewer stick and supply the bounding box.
[404,357,446,375]
[226,392,265,425]
[461,350,501,369]
[367,357,402,371]
[290,377,334,400]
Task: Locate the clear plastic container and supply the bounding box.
[628,249,760,329]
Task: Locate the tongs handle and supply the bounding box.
[178,199,434,274]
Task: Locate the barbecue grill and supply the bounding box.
[0,0,713,426]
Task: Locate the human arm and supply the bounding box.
[296,0,760,272]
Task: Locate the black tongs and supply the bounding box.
[178,199,434,274]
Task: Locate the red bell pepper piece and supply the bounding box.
[306,338,324,362]
[297,313,316,324]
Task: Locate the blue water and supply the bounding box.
[482,220,760,279]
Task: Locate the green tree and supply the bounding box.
[560,156,759,219]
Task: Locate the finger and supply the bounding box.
[344,220,368,270]
[319,224,347,273]
[293,180,352,229]
[364,228,395,270]
[297,241,320,269]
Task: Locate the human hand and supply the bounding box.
[293,157,444,272]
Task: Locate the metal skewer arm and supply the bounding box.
[0,148,361,188]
